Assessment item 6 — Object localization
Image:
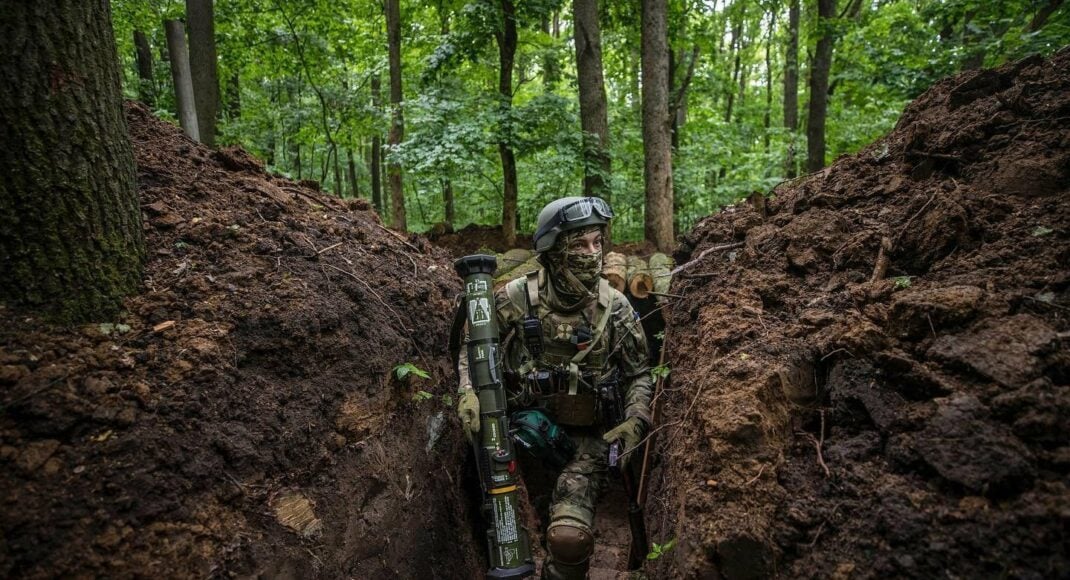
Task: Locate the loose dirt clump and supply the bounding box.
[648,50,1070,579]
[0,103,482,578]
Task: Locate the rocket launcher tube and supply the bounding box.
[455,255,535,579]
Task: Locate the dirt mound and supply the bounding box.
[427,223,532,256]
[648,50,1070,579]
[0,103,482,578]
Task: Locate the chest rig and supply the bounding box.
[503,270,615,426]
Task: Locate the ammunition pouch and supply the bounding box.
[505,369,603,427]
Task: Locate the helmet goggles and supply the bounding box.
[534,197,614,246]
[559,197,614,222]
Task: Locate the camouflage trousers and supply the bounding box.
[543,431,608,580]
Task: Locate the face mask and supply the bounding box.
[566,250,602,286]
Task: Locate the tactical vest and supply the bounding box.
[502,270,617,426]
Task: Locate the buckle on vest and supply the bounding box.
[571,327,592,351]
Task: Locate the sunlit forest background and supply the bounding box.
[111,0,1070,240]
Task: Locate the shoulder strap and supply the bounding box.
[526,270,541,309]
[566,279,615,394]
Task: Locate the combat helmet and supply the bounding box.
[532,196,614,252]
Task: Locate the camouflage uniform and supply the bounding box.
[458,237,653,579]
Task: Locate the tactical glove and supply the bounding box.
[457,388,480,442]
[602,416,647,469]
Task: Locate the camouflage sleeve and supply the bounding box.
[613,296,653,425]
[457,284,523,390]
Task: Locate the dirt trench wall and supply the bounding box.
[0,104,482,578]
[648,50,1070,579]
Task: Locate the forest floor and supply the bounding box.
[1,49,1067,580]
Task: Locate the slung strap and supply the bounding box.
[568,279,614,394]
[526,270,541,309]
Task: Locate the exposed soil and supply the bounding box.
[647,50,1070,578]
[4,49,1068,580]
[0,103,484,579]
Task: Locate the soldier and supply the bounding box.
[455,196,653,579]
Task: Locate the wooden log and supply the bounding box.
[494,248,533,277]
[603,251,627,292]
[649,252,673,295]
[626,256,654,299]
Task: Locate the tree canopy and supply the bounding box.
[111,0,1069,241]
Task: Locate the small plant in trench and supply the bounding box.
[646,537,676,560]
[650,364,671,381]
[893,276,912,290]
[394,362,430,381]
[411,390,434,403]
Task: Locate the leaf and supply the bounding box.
[412,390,434,402]
[394,363,431,381]
[1032,226,1054,237]
[893,276,912,290]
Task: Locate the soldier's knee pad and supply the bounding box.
[547,524,593,565]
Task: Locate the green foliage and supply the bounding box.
[651,364,671,381]
[647,537,677,560]
[411,389,435,402]
[894,276,913,290]
[394,363,431,381]
[109,0,1070,242]
[1032,225,1054,237]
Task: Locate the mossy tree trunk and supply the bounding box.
[0,0,144,324]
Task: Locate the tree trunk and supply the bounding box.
[134,29,155,107]
[641,0,674,252]
[164,19,199,141]
[443,178,455,227]
[186,0,218,147]
[348,149,360,198]
[807,0,835,172]
[1027,0,1064,32]
[226,72,240,119]
[496,0,519,247]
[332,145,343,195]
[764,9,775,153]
[724,16,742,123]
[293,142,302,179]
[573,0,612,201]
[385,0,406,230]
[0,0,144,323]
[784,0,799,177]
[370,73,383,214]
[542,15,560,88]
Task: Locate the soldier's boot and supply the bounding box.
[542,523,594,580]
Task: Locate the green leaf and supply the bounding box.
[893,276,912,290]
[1032,226,1054,237]
[412,390,434,402]
[650,364,671,380]
[394,363,431,381]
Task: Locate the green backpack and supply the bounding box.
[509,409,577,470]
